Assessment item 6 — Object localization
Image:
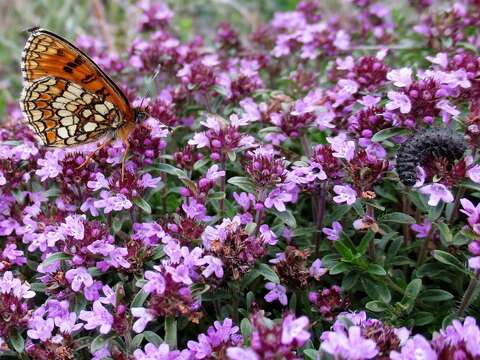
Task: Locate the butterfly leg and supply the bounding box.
[76,139,112,170]
[120,140,130,180]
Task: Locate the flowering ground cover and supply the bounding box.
[1,0,480,359]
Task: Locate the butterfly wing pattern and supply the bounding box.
[19,27,136,168]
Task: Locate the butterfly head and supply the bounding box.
[134,109,149,124]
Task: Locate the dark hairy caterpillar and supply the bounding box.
[396,127,467,186]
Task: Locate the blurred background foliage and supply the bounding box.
[0,0,357,119]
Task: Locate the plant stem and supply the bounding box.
[402,190,412,246]
[366,204,376,260]
[91,0,115,53]
[315,182,327,257]
[219,159,226,218]
[448,186,465,225]
[230,282,240,323]
[457,273,480,317]
[416,227,435,266]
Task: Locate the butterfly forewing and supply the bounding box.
[21,28,133,119]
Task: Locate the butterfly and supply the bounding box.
[19,27,142,177]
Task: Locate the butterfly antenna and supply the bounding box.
[136,65,162,120]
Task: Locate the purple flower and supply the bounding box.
[281,314,310,345]
[233,192,255,211]
[327,133,355,161]
[79,301,114,334]
[309,259,327,279]
[322,221,343,241]
[54,312,83,334]
[94,191,133,213]
[205,164,226,182]
[420,183,454,206]
[138,173,162,189]
[60,214,85,240]
[182,199,210,221]
[131,307,155,333]
[134,343,180,360]
[432,316,480,357]
[387,68,413,87]
[65,267,94,292]
[264,187,293,212]
[87,172,110,191]
[390,334,437,360]
[333,185,357,205]
[144,270,166,295]
[321,326,378,359]
[27,316,54,342]
[200,255,224,278]
[410,218,432,238]
[259,224,278,245]
[467,164,480,183]
[264,282,288,306]
[386,91,412,114]
[227,347,259,360]
[35,149,64,181]
[187,334,212,358]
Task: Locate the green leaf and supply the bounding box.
[361,277,391,303]
[131,334,145,349]
[144,331,163,346]
[380,212,416,224]
[436,222,453,245]
[412,311,434,326]
[191,283,211,297]
[271,209,297,228]
[329,262,351,275]
[303,349,319,360]
[334,241,354,261]
[246,291,255,309]
[209,191,225,200]
[90,335,108,353]
[366,264,387,276]
[365,300,390,312]
[133,198,152,214]
[401,279,422,306]
[240,318,252,338]
[156,163,187,178]
[39,252,71,268]
[151,246,165,260]
[342,271,360,291]
[432,250,470,275]
[257,263,280,284]
[227,176,256,193]
[9,328,24,353]
[131,290,149,307]
[193,158,210,171]
[371,127,409,142]
[227,151,236,162]
[30,283,46,293]
[164,317,177,349]
[419,289,454,302]
[357,230,374,255]
[240,269,261,289]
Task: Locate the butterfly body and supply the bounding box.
[19,27,136,175]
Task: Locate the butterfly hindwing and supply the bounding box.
[20,76,122,147]
[21,27,134,123]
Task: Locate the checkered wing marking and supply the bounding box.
[20,76,123,147]
[21,27,134,123]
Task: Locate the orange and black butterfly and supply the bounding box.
[19,27,142,177]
